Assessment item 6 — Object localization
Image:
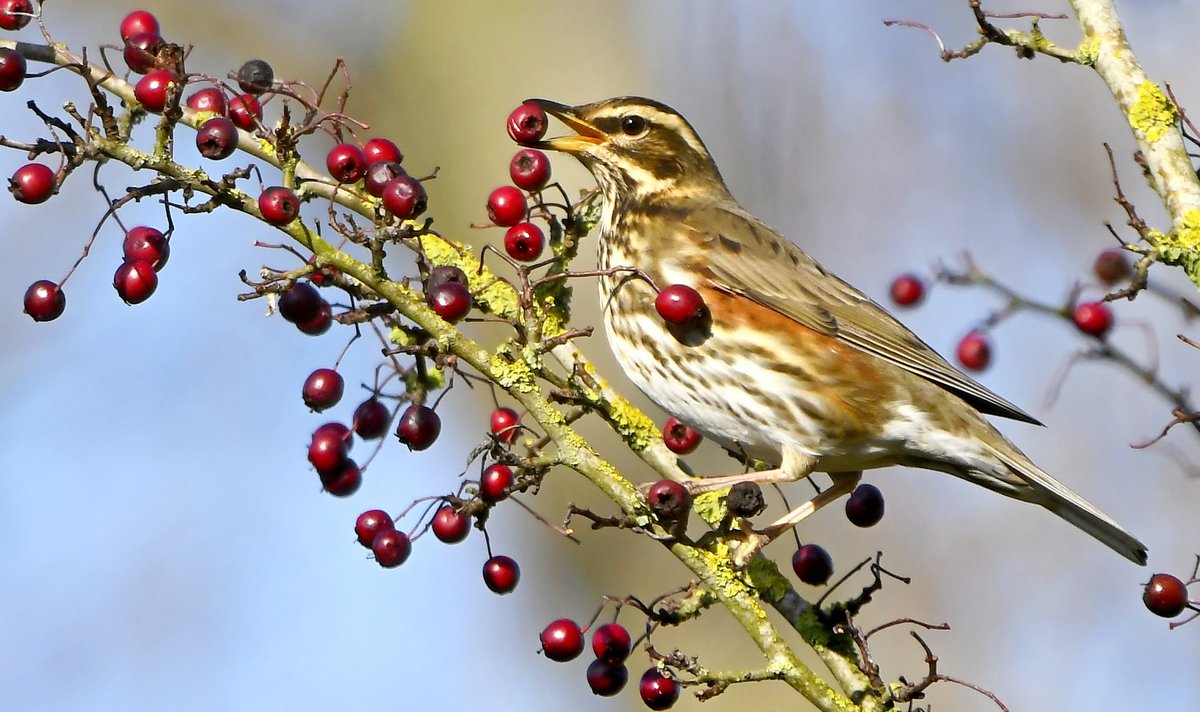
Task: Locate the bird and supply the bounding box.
[529,96,1147,565]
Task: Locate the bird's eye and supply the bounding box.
[620,114,647,136]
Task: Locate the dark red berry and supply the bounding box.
[486,185,527,227]
[427,265,468,291]
[639,669,680,710]
[259,186,300,225]
[308,422,351,476]
[326,143,368,183]
[236,59,274,95]
[1094,248,1132,285]
[509,148,552,191]
[355,509,394,548]
[539,618,584,662]
[503,222,545,262]
[381,176,427,218]
[889,273,925,307]
[1143,573,1189,618]
[845,483,885,528]
[956,331,991,372]
[195,116,237,160]
[431,505,471,544]
[482,554,520,594]
[0,46,26,91]
[792,543,834,585]
[296,301,333,335]
[319,458,361,497]
[10,163,55,204]
[395,404,440,451]
[122,30,162,74]
[23,280,65,322]
[489,407,521,445]
[362,160,406,198]
[480,463,514,503]
[647,480,689,521]
[134,69,177,112]
[113,259,158,304]
[363,137,403,166]
[1073,301,1113,337]
[352,398,391,440]
[302,368,344,411]
[655,284,705,325]
[591,623,632,665]
[371,529,411,568]
[426,281,472,323]
[278,282,323,324]
[662,417,701,454]
[507,102,548,144]
[186,87,227,115]
[587,660,628,697]
[228,93,262,131]
[122,226,169,271]
[0,0,31,31]
[120,10,160,41]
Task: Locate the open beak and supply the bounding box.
[526,98,606,154]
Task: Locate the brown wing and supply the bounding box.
[683,202,1040,425]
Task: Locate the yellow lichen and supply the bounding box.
[697,542,752,598]
[1074,36,1100,65]
[1129,81,1176,143]
[1151,211,1200,286]
[605,394,658,451]
[490,353,537,394]
[693,490,729,522]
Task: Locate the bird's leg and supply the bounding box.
[678,448,819,495]
[730,469,862,567]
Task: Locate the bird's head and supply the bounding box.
[528,97,730,205]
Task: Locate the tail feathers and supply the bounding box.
[983,444,1148,565]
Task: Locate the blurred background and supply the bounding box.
[2,1,1198,710]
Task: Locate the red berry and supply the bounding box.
[326,143,368,183]
[662,417,701,454]
[278,282,323,324]
[486,185,526,227]
[655,284,705,325]
[9,163,55,204]
[1143,573,1189,618]
[113,259,158,304]
[0,0,32,31]
[371,529,411,568]
[363,137,403,166]
[587,660,629,697]
[889,273,925,307]
[319,458,361,497]
[228,93,262,131]
[308,422,351,476]
[134,69,177,112]
[639,669,680,710]
[1073,301,1113,337]
[355,509,394,548]
[539,618,584,662]
[591,623,632,665]
[120,10,160,41]
[302,368,344,411]
[507,102,548,144]
[0,46,26,91]
[196,116,238,160]
[426,281,472,322]
[431,505,471,544]
[489,407,521,445]
[362,160,405,198]
[792,543,834,585]
[352,398,391,440]
[186,87,227,115]
[395,404,441,451]
[647,479,689,521]
[482,554,520,594]
[381,176,427,218]
[23,280,65,322]
[1094,248,1132,285]
[509,148,552,191]
[122,226,169,271]
[503,222,545,262]
[235,59,273,96]
[845,483,885,528]
[122,31,163,74]
[480,463,514,503]
[259,186,300,225]
[955,331,991,372]
[296,301,333,335]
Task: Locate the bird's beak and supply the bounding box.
[526,98,605,154]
